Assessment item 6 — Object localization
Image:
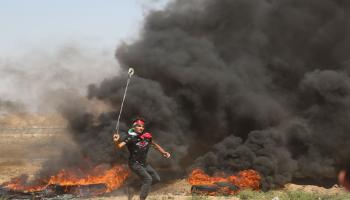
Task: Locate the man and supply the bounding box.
[336,147,350,191]
[113,117,171,200]
[339,168,350,191]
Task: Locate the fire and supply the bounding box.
[188,169,261,195]
[2,164,130,194]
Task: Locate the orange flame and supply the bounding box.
[188,169,261,195]
[3,164,130,194]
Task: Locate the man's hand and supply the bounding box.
[113,133,126,149]
[163,152,171,158]
[151,141,171,158]
[113,133,120,143]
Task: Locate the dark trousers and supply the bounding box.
[129,162,160,200]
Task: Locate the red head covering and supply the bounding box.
[133,119,145,126]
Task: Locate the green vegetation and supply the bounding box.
[188,194,209,200]
[236,189,350,200]
[182,189,350,200]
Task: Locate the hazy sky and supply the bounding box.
[0,0,169,112]
[0,0,168,55]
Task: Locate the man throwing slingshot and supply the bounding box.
[113,117,171,200]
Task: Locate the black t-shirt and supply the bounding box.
[123,132,153,166]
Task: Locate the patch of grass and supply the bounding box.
[284,191,321,200]
[187,194,209,200]
[238,189,265,200]
[234,189,350,200]
[319,193,350,200]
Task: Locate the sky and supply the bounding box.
[0,0,169,56]
[0,0,169,112]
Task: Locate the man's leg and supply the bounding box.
[129,163,152,200]
[145,164,160,184]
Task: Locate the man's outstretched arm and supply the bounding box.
[151,141,171,158]
[113,133,126,149]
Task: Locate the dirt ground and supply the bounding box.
[0,126,347,200]
[0,126,202,200]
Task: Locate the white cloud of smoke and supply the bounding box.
[0,43,119,114]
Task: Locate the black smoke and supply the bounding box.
[62,0,350,189]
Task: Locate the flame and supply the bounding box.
[2,164,130,194]
[188,169,261,195]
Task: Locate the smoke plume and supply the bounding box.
[0,44,118,114]
[61,0,350,189]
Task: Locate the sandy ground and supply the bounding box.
[0,133,57,184]
[0,129,240,200]
[0,128,204,200]
[0,128,347,200]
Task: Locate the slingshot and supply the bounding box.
[115,68,135,133]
